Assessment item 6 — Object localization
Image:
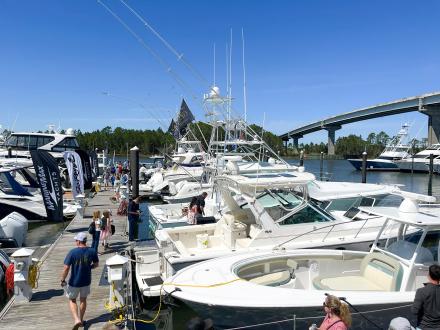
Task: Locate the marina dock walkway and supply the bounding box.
[0,190,130,329]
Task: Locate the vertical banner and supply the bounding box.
[75,149,93,190]
[30,150,63,222]
[89,150,99,181]
[63,151,84,198]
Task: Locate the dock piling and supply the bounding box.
[361,151,367,183]
[428,153,434,196]
[299,150,304,167]
[320,152,324,181]
[130,146,140,198]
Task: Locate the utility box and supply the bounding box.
[11,248,35,302]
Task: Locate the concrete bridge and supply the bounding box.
[279,92,440,155]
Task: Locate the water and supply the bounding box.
[132,159,440,329]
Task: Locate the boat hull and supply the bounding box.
[347,159,399,171]
[178,299,414,329]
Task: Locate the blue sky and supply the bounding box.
[1,0,440,143]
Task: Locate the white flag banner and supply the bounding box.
[63,151,84,198]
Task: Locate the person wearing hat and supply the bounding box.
[61,232,99,330]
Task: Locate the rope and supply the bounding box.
[28,262,41,289]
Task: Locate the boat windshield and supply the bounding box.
[379,221,440,264]
[51,137,79,152]
[319,194,402,212]
[247,190,335,225]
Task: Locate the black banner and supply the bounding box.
[30,150,63,222]
[89,150,99,181]
[76,149,93,190]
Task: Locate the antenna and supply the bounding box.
[213,43,216,86]
[229,28,233,123]
[241,28,247,123]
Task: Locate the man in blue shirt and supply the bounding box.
[61,232,99,330]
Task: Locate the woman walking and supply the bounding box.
[100,210,112,249]
[91,210,102,254]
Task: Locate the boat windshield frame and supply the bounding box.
[372,218,440,266]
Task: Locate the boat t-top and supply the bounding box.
[164,194,440,329]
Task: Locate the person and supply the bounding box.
[121,170,129,186]
[411,264,440,329]
[100,210,112,249]
[103,169,110,190]
[388,317,415,330]
[318,295,351,330]
[187,197,198,225]
[61,232,99,330]
[128,197,140,241]
[91,210,102,254]
[196,192,208,216]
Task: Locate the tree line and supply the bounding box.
[74,125,425,158]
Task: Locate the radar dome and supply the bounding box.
[66,128,75,136]
[209,86,221,98]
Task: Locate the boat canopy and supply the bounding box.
[0,171,32,196]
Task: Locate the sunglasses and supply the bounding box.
[323,302,328,307]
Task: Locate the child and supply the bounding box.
[100,210,112,249]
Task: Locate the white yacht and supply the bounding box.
[396,144,440,172]
[148,179,400,232]
[134,171,427,297]
[348,124,411,171]
[0,128,79,167]
[164,198,440,329]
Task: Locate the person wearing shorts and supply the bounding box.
[61,232,99,330]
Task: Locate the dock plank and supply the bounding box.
[0,191,131,329]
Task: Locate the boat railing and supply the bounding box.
[273,214,384,250]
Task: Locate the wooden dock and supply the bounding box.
[0,190,131,329]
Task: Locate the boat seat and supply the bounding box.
[313,252,403,291]
[247,260,297,286]
[249,270,291,287]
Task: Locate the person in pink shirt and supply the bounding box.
[319,295,351,330]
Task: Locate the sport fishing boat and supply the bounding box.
[348,124,411,171]
[396,144,440,173]
[164,198,440,329]
[134,170,428,298]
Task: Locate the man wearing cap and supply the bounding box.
[61,232,99,330]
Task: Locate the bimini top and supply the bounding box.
[215,171,315,196]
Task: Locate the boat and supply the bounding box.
[396,143,440,173]
[0,212,28,248]
[348,124,411,171]
[164,197,440,329]
[135,169,427,297]
[0,166,79,220]
[0,127,80,166]
[148,179,400,232]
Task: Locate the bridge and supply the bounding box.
[279,92,440,155]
